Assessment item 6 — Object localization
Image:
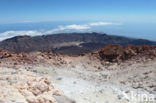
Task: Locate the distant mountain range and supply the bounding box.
[0,32,156,55]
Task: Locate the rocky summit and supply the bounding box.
[0,44,156,103]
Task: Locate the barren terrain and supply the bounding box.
[0,45,156,103]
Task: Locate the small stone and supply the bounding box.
[57,77,62,81]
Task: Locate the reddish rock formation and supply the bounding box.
[0,44,156,64]
[0,49,13,59]
[95,45,156,62]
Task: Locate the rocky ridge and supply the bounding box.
[88,44,156,62]
[1,45,156,65]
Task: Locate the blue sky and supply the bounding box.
[0,0,156,41]
[0,0,156,24]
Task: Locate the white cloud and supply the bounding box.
[0,30,42,41]
[44,24,90,34]
[58,24,90,30]
[88,22,113,26]
[45,22,116,34]
[0,21,121,41]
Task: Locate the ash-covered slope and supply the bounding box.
[0,32,156,55]
[1,45,156,103]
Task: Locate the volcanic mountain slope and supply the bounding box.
[0,32,156,55]
[0,45,156,103]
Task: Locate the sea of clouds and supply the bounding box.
[0,22,120,41]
